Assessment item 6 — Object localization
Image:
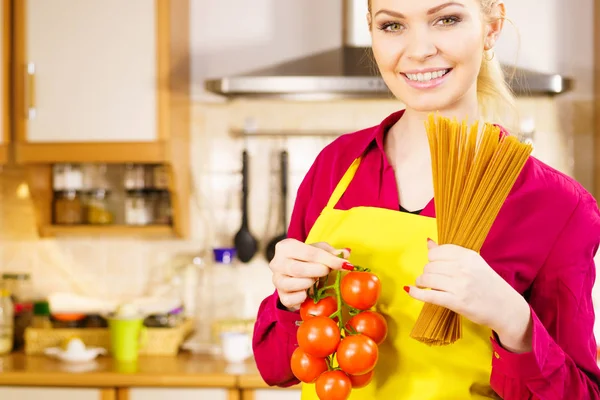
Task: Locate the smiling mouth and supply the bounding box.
[402,69,452,83]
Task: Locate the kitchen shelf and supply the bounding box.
[39,225,174,238]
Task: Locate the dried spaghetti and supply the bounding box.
[410,114,532,346]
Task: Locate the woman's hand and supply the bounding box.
[406,239,533,353]
[269,239,352,312]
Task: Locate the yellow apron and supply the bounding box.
[301,157,498,400]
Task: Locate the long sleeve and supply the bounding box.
[490,191,600,399]
[252,154,323,387]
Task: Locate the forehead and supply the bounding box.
[370,0,476,14]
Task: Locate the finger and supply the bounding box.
[284,259,331,278]
[278,290,308,310]
[428,243,466,262]
[415,273,456,293]
[404,286,456,310]
[280,239,352,271]
[312,242,351,259]
[423,261,457,277]
[275,275,317,292]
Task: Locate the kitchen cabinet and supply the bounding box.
[13,0,190,164]
[0,0,9,164]
[0,387,114,400]
[128,387,238,400]
[12,0,191,238]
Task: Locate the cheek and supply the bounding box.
[372,35,403,72]
[437,29,483,66]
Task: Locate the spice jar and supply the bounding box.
[155,191,172,224]
[153,165,169,189]
[125,191,153,225]
[54,191,83,224]
[124,164,149,190]
[86,189,114,225]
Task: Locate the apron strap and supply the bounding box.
[325,157,362,210]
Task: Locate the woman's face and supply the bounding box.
[369,0,492,114]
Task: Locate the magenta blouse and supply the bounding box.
[252,110,600,399]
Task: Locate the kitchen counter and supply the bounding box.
[0,352,266,388]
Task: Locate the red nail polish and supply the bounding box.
[342,262,354,271]
[427,238,433,242]
[345,247,351,253]
[403,286,410,293]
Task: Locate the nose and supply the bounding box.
[405,27,437,62]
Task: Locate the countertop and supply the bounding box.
[0,352,296,389]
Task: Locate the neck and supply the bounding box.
[390,94,481,157]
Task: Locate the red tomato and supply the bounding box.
[346,311,388,345]
[348,370,374,388]
[336,334,379,376]
[300,296,338,321]
[315,370,352,400]
[297,316,341,358]
[340,272,381,310]
[290,347,328,383]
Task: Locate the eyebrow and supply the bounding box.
[374,2,465,18]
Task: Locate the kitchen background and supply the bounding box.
[0,0,599,358]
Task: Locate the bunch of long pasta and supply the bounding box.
[410,114,532,346]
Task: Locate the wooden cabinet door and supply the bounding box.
[0,387,109,400]
[17,0,158,143]
[128,387,233,400]
[1,0,9,162]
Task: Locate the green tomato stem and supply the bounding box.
[334,270,343,333]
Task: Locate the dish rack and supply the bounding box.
[24,318,194,356]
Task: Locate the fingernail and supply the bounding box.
[342,262,354,271]
[427,238,434,243]
[403,286,410,293]
[345,247,351,253]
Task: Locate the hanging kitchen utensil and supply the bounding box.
[234,150,258,263]
[265,150,288,262]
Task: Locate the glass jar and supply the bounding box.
[52,164,66,191]
[0,290,13,355]
[86,189,114,225]
[63,164,83,190]
[153,165,169,189]
[125,191,153,225]
[54,190,82,224]
[124,164,148,190]
[154,191,172,225]
[1,273,32,304]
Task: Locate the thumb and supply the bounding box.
[312,242,351,259]
[427,238,438,250]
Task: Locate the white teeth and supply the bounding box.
[405,69,448,82]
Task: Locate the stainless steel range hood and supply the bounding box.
[205,0,572,99]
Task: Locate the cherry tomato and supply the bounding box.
[348,370,374,388]
[297,316,341,358]
[346,311,388,345]
[290,347,328,383]
[340,271,381,310]
[300,296,338,321]
[336,334,379,376]
[315,370,352,400]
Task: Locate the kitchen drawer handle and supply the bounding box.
[26,62,36,120]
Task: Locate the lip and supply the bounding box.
[401,68,452,89]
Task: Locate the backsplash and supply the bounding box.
[0,97,592,319]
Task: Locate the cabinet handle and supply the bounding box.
[26,62,36,120]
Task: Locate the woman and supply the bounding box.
[252,0,600,398]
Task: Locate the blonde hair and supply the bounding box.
[368,0,518,132]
